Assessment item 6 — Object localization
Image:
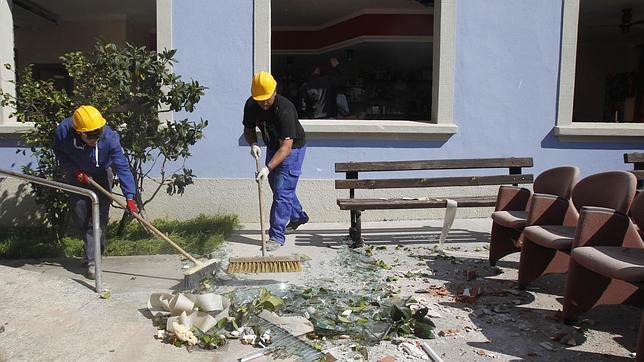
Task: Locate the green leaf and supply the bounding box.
[413,318,436,339]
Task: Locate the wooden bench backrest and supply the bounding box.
[624,152,644,190]
[335,157,534,190]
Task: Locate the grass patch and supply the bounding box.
[0,213,239,259]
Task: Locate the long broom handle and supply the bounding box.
[86,178,202,266]
[256,156,267,257]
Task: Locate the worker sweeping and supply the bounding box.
[53,105,138,280]
[242,71,309,251]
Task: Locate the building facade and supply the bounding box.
[0,0,643,225]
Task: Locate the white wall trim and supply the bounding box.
[253,0,271,73]
[432,0,456,126]
[255,0,457,139]
[301,119,456,140]
[156,0,172,53]
[0,0,17,128]
[556,0,644,142]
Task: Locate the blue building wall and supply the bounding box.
[171,0,641,181]
[1,1,642,179]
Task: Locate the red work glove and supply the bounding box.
[126,199,139,214]
[74,170,89,184]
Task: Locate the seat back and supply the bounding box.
[572,171,637,214]
[630,192,644,229]
[534,166,579,199]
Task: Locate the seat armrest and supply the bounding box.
[495,186,531,211]
[572,206,638,248]
[526,193,573,226]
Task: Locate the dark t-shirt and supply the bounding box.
[298,74,337,119]
[243,94,306,150]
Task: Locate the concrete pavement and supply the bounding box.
[0,218,639,361]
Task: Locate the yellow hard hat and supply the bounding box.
[72,105,106,132]
[251,71,277,101]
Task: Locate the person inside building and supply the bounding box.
[298,64,337,119]
[327,57,349,118]
[243,71,309,251]
[53,105,138,279]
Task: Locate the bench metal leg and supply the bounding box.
[349,210,357,239]
[438,200,458,249]
[349,210,363,248]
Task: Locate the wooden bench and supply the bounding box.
[335,157,534,247]
[624,152,644,192]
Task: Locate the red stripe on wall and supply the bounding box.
[273,14,433,50]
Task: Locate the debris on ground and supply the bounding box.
[140,239,636,360]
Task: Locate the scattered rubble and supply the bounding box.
[142,240,636,360]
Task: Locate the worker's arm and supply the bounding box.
[267,138,293,171]
[244,126,258,145]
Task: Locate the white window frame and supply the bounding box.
[254,0,457,140]
[0,0,173,134]
[555,0,644,141]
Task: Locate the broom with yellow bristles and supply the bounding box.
[227,155,302,273]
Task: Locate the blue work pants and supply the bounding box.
[70,169,112,265]
[266,146,308,244]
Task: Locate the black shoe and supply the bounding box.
[286,218,309,233]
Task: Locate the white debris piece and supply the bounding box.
[399,342,429,360]
[259,329,272,344]
[172,322,198,346]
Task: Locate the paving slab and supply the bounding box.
[0,218,639,361]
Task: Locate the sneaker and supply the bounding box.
[86,264,96,280]
[261,240,283,252]
[286,217,309,233]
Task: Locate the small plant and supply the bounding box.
[389,300,436,339]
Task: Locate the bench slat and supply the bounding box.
[337,196,497,210]
[630,170,644,180]
[335,157,533,172]
[624,153,644,163]
[335,174,533,189]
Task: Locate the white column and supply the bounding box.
[156,0,173,123]
[432,0,456,125]
[0,0,16,125]
[156,0,172,53]
[253,0,271,73]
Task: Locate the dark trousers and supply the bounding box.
[69,169,112,265]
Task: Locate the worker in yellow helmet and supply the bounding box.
[243,71,309,251]
[53,105,138,279]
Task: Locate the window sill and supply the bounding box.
[554,123,644,142]
[300,119,458,140]
[0,123,32,137]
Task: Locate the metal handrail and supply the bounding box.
[0,167,103,293]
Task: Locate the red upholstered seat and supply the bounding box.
[518,170,637,289]
[488,166,579,266]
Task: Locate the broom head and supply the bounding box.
[184,259,218,289]
[227,255,302,273]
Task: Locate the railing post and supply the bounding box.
[0,167,103,293]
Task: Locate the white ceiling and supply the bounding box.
[12,0,155,30]
[13,0,428,29]
[579,0,644,43]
